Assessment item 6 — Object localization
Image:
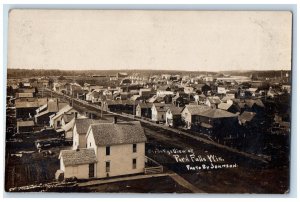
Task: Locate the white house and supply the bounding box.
[59,149,97,179]
[72,118,99,150]
[49,105,78,129]
[165,106,183,127]
[151,103,172,122]
[59,119,147,179]
[181,105,211,129]
[72,117,114,150]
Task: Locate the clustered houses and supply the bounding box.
[6,71,291,181]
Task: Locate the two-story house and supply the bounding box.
[59,119,147,179]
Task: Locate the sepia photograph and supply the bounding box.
[4,8,293,194]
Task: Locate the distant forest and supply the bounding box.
[7,68,291,79]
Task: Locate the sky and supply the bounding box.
[8,10,292,71]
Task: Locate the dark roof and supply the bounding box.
[138,103,152,108]
[158,85,171,91]
[245,99,265,108]
[168,106,183,115]
[238,111,257,123]
[153,103,172,112]
[75,118,113,135]
[89,121,147,146]
[59,149,97,166]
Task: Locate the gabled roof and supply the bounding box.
[63,113,75,123]
[75,117,113,135]
[238,111,257,124]
[88,121,147,146]
[167,106,183,115]
[153,103,172,112]
[36,103,47,113]
[207,97,221,104]
[137,103,152,109]
[51,105,73,121]
[218,102,233,111]
[61,118,76,133]
[75,119,99,135]
[183,105,211,115]
[245,99,265,108]
[199,109,238,119]
[59,149,97,166]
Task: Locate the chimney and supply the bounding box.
[113,116,117,124]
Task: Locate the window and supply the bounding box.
[57,121,61,127]
[90,142,91,147]
[106,161,110,172]
[106,146,110,155]
[133,144,137,153]
[132,158,137,169]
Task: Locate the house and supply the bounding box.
[136,103,152,118]
[86,90,102,102]
[165,106,183,127]
[139,88,154,99]
[190,108,238,138]
[218,100,240,114]
[194,93,206,104]
[238,111,257,126]
[147,95,164,103]
[226,90,237,99]
[244,99,265,114]
[17,92,34,98]
[151,103,172,123]
[53,82,67,94]
[15,101,39,119]
[172,95,184,107]
[281,84,291,94]
[58,149,97,179]
[35,99,68,126]
[59,114,77,139]
[156,86,174,97]
[49,105,78,129]
[181,105,211,129]
[205,97,221,108]
[217,86,227,94]
[72,117,113,149]
[17,120,35,133]
[73,118,99,149]
[60,119,147,179]
[85,120,147,178]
